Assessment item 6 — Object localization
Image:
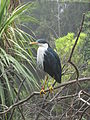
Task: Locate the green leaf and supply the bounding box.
[0,2,34,35]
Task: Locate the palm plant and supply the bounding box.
[0,0,39,119]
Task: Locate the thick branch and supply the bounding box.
[0,77,90,115]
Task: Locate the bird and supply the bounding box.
[30,39,62,94]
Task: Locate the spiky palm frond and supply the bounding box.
[0,0,39,113]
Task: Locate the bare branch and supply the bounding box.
[0,77,90,115]
[78,90,90,106]
[79,106,90,120]
[68,13,85,62]
[68,13,85,88]
[9,78,26,120]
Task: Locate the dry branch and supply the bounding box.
[68,13,85,62]
[0,77,90,115]
[8,78,26,120]
[78,90,90,106]
[68,13,85,88]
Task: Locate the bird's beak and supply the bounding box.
[30,42,38,45]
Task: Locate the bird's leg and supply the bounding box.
[52,81,57,87]
[44,75,48,88]
[40,87,46,96]
[49,78,56,93]
[49,86,54,93]
[40,75,48,95]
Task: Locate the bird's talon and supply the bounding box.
[40,89,46,96]
[49,86,54,93]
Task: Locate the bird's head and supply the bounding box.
[30,39,49,48]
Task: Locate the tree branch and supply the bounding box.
[68,13,85,62]
[9,78,26,120]
[68,13,85,88]
[0,77,90,115]
[78,90,90,106]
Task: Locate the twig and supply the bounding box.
[44,86,67,108]
[72,92,90,119]
[0,92,39,115]
[82,90,90,97]
[68,61,79,80]
[9,78,26,120]
[68,13,85,88]
[0,77,90,115]
[18,107,26,120]
[56,93,77,101]
[79,106,90,120]
[34,80,57,120]
[78,90,90,106]
[59,106,72,120]
[68,13,85,62]
[0,104,8,110]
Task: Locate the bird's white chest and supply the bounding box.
[37,46,47,69]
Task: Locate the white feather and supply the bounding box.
[37,43,48,70]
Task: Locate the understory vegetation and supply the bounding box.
[0,0,90,120]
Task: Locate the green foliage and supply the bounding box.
[0,1,34,36]
[83,11,90,61]
[56,32,86,61]
[0,1,40,119]
[55,33,88,81]
[0,1,89,119]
